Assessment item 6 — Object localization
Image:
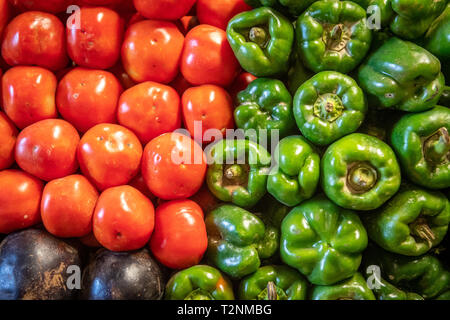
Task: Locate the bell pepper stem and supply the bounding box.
[267,281,277,300]
[184,288,214,300]
[346,162,378,194]
[411,218,436,248]
[424,127,450,164]
[313,93,344,122]
[249,27,268,48]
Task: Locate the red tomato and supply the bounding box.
[181,25,239,87]
[77,0,124,5]
[142,132,206,200]
[0,112,18,170]
[67,7,124,70]
[128,173,156,202]
[108,63,136,90]
[196,0,252,30]
[15,119,80,181]
[189,184,221,214]
[170,72,192,96]
[93,185,155,252]
[150,199,207,269]
[56,68,123,133]
[121,20,184,84]
[182,84,234,144]
[77,124,143,191]
[117,81,181,145]
[0,169,43,234]
[133,0,196,21]
[228,71,257,102]
[8,0,70,13]
[41,174,98,238]
[176,15,199,35]
[1,11,68,71]
[0,0,11,38]
[2,66,58,129]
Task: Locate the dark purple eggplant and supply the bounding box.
[81,248,165,300]
[0,228,83,300]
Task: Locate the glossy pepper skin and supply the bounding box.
[267,136,320,207]
[311,273,376,300]
[238,265,308,300]
[389,0,447,40]
[364,245,450,299]
[321,133,401,211]
[205,204,278,279]
[206,139,271,208]
[227,7,294,77]
[165,265,235,300]
[352,0,394,27]
[391,106,450,190]
[358,38,445,112]
[424,4,450,63]
[295,0,372,74]
[235,78,296,140]
[363,186,450,256]
[293,71,367,146]
[280,195,368,285]
[365,274,423,300]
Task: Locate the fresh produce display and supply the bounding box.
[0,0,448,303]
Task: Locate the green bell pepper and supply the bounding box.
[227,7,294,77]
[436,291,450,300]
[352,0,394,27]
[363,186,450,256]
[280,194,368,285]
[364,273,424,300]
[358,37,445,112]
[206,139,271,208]
[391,106,450,190]
[244,0,318,17]
[295,0,372,74]
[424,4,450,62]
[238,265,309,300]
[364,245,450,299]
[311,273,376,300]
[165,265,235,300]
[321,133,401,211]
[267,135,320,206]
[293,71,368,146]
[439,86,450,105]
[390,0,447,40]
[235,78,296,140]
[205,204,278,279]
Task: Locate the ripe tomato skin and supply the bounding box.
[150,199,207,269]
[228,72,257,102]
[196,0,252,30]
[56,68,123,133]
[1,11,68,71]
[181,25,239,87]
[77,0,124,6]
[8,0,70,13]
[133,0,196,21]
[182,84,234,144]
[15,119,80,181]
[93,185,155,252]
[121,20,184,84]
[67,7,124,70]
[0,0,11,38]
[78,124,143,191]
[2,66,58,129]
[0,169,43,234]
[117,81,181,145]
[41,174,98,238]
[0,112,18,170]
[142,132,206,200]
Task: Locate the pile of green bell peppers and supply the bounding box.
[165,0,450,301]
